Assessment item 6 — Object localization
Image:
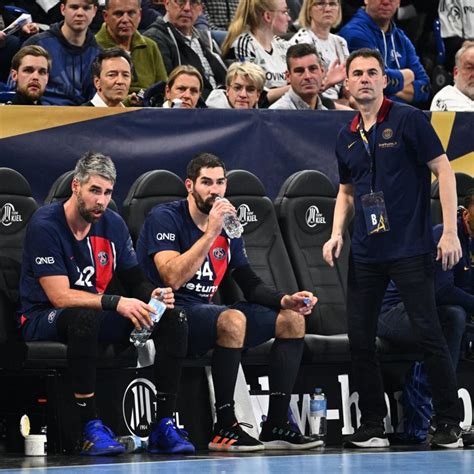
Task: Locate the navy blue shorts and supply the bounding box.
[180,301,279,356]
[22,308,133,344]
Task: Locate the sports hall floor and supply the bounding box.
[0,446,472,474]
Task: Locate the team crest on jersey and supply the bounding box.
[98,251,109,266]
[382,128,393,140]
[213,247,226,260]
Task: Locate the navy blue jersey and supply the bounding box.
[19,202,138,319]
[336,98,444,262]
[136,200,249,304]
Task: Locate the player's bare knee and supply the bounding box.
[276,310,305,338]
[216,309,246,344]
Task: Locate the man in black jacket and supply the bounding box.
[144,0,227,99]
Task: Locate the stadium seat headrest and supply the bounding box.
[226,170,266,197]
[128,170,186,199]
[431,172,474,198]
[277,170,336,199]
[0,168,33,196]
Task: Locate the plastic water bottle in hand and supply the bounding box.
[215,196,243,239]
[129,291,166,348]
[310,388,327,444]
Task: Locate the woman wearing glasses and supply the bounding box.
[290,0,349,103]
[221,0,291,104]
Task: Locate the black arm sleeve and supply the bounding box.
[116,265,155,303]
[231,264,285,310]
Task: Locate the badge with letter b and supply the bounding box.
[361,191,390,235]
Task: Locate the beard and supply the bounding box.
[17,82,43,102]
[192,189,215,215]
[77,192,104,224]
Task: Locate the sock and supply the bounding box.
[266,338,304,427]
[155,392,177,422]
[212,345,242,427]
[75,395,98,426]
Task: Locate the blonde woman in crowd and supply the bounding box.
[221,0,291,103]
[290,0,348,103]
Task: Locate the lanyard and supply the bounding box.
[358,124,377,193]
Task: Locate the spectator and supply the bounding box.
[221,0,291,104]
[206,61,265,108]
[270,43,328,109]
[431,41,474,111]
[144,0,227,99]
[0,6,39,83]
[322,48,462,450]
[162,64,203,107]
[96,0,167,103]
[23,0,100,105]
[9,45,50,105]
[136,152,321,452]
[82,48,133,106]
[202,0,239,30]
[290,0,349,103]
[439,0,474,74]
[19,152,194,456]
[338,0,431,106]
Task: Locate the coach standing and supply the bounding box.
[323,48,463,450]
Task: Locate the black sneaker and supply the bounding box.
[343,423,389,448]
[462,426,474,447]
[208,422,264,452]
[259,421,323,450]
[431,423,463,449]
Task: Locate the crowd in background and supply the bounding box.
[1,0,473,110]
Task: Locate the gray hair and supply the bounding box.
[73,152,117,185]
[455,41,474,69]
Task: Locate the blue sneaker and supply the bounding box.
[81,419,126,456]
[148,418,195,454]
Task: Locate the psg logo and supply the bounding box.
[213,247,226,260]
[97,251,109,266]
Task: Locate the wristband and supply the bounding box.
[101,294,121,311]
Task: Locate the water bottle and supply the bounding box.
[310,388,327,443]
[129,293,166,348]
[215,196,243,239]
[115,435,143,453]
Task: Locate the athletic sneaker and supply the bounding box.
[81,419,126,456]
[208,422,265,452]
[343,423,390,448]
[462,426,474,447]
[431,423,463,449]
[259,421,323,450]
[148,417,195,454]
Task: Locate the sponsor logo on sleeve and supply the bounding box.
[35,256,55,265]
[156,232,176,241]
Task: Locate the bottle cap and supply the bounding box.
[20,414,31,438]
[314,388,322,394]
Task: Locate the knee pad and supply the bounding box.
[67,309,100,340]
[153,307,188,358]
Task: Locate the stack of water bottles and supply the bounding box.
[310,388,327,445]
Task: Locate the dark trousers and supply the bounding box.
[378,303,467,368]
[347,253,460,426]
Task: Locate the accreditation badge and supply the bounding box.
[360,191,390,235]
